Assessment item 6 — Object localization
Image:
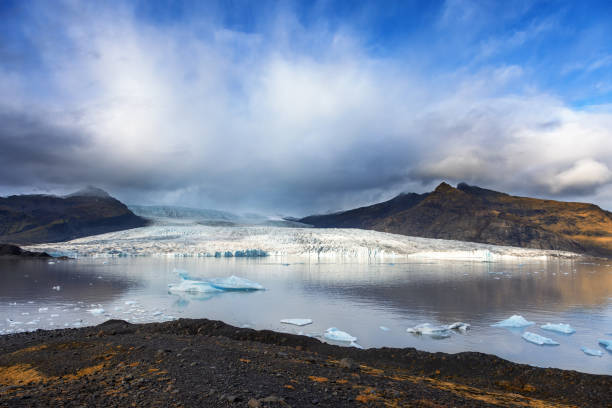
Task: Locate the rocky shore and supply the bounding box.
[0,319,610,407]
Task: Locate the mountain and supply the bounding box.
[299,182,612,257]
[0,188,147,244]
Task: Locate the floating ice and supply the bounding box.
[86,308,105,315]
[48,261,55,265]
[598,339,612,351]
[38,307,48,313]
[492,315,534,328]
[324,327,357,342]
[280,318,313,326]
[50,314,59,318]
[541,323,575,334]
[52,286,61,291]
[350,342,364,349]
[210,275,265,291]
[152,311,163,316]
[168,279,222,294]
[521,332,559,346]
[379,326,390,331]
[581,347,603,357]
[406,323,451,338]
[447,322,470,332]
[125,300,137,305]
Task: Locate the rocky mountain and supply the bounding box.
[0,187,147,244]
[299,182,612,257]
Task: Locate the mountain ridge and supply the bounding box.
[299,182,612,257]
[0,187,147,244]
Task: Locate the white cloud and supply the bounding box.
[546,159,612,194]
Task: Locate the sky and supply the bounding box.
[0,0,611,215]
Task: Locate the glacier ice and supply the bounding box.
[581,347,603,357]
[540,323,575,334]
[406,323,451,338]
[492,315,534,328]
[280,318,313,326]
[447,322,470,332]
[87,308,105,315]
[168,279,221,294]
[521,332,559,346]
[324,327,357,342]
[210,275,265,291]
[598,339,612,351]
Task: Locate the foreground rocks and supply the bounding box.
[0,319,610,407]
[0,244,51,258]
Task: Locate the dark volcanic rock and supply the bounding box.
[0,187,147,244]
[300,182,612,257]
[0,318,609,407]
[0,243,51,258]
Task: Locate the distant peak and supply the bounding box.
[434,182,455,193]
[66,186,111,198]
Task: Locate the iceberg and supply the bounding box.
[52,286,61,291]
[447,322,470,332]
[38,307,48,313]
[521,332,559,346]
[379,326,390,331]
[125,300,138,305]
[581,347,603,357]
[598,339,612,351]
[210,275,265,291]
[492,315,534,328]
[280,318,313,326]
[540,323,575,334]
[324,327,357,342]
[406,323,451,338]
[86,308,105,315]
[168,279,221,294]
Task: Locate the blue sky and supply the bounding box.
[0,0,611,214]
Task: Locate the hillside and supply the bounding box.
[0,187,147,244]
[299,182,612,257]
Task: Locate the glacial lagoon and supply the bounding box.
[1,257,611,374]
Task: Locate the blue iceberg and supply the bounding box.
[210,275,265,291]
[492,315,534,328]
[598,339,612,351]
[540,323,575,334]
[521,331,559,346]
[324,327,357,342]
[581,347,603,357]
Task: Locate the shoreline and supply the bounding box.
[1,318,610,407]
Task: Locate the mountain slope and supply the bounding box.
[299,182,612,257]
[0,188,147,244]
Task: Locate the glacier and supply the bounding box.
[521,332,559,346]
[23,217,582,261]
[492,315,534,328]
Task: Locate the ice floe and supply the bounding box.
[521,332,559,346]
[447,322,470,332]
[86,308,105,315]
[492,315,534,328]
[406,323,451,338]
[540,323,575,334]
[210,275,265,291]
[379,326,390,331]
[581,347,603,357]
[168,279,221,294]
[324,327,357,342]
[598,339,612,351]
[280,318,313,326]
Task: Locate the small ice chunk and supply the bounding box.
[280,318,313,326]
[581,347,603,357]
[540,323,575,334]
[52,286,61,291]
[521,331,559,346]
[406,323,451,338]
[48,261,55,265]
[50,314,59,318]
[598,339,612,351]
[125,300,137,305]
[86,308,105,315]
[38,307,48,313]
[379,326,390,331]
[152,311,163,316]
[492,315,534,328]
[324,327,357,342]
[114,307,123,311]
[447,322,470,332]
[210,275,265,291]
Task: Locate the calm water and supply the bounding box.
[1,257,611,374]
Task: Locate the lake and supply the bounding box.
[1,256,611,374]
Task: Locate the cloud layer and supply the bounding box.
[1,1,611,214]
